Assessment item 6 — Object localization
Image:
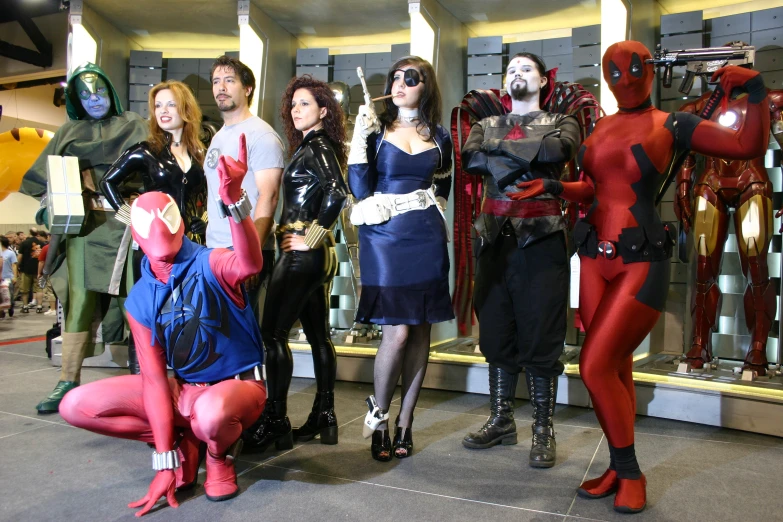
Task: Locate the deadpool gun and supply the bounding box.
[647,44,756,261]
[647,43,755,120]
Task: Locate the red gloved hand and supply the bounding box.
[776,208,783,234]
[507,179,545,201]
[674,181,692,234]
[711,65,761,96]
[217,133,248,205]
[128,470,178,517]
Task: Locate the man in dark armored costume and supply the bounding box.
[461,53,581,468]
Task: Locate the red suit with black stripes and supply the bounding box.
[509,41,770,513]
[674,89,783,375]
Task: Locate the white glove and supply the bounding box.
[348,105,381,165]
[349,196,391,226]
[354,104,380,140]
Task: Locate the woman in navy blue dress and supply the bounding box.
[347,56,453,461]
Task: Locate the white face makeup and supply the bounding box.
[291,88,326,134]
[505,57,546,100]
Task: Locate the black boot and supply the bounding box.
[243,400,293,452]
[463,365,518,449]
[292,391,338,444]
[127,333,140,375]
[526,371,557,468]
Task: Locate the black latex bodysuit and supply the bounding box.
[100,141,206,375]
[100,141,206,232]
[249,128,348,445]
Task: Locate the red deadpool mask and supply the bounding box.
[602,41,654,110]
[130,192,184,260]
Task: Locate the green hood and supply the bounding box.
[65,62,124,120]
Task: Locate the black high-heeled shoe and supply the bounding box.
[293,391,338,445]
[393,425,413,458]
[371,429,392,462]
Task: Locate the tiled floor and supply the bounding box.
[1,314,782,521]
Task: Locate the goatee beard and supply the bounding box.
[218,100,237,112]
[510,83,528,101]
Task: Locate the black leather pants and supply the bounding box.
[262,243,338,410]
[126,248,145,375]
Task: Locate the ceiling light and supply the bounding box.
[471,13,488,22]
[300,26,316,35]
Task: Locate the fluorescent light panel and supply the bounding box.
[239,22,264,117]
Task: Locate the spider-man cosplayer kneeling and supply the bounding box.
[60,134,266,517]
[510,41,769,513]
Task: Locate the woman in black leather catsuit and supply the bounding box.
[100,80,207,375]
[245,75,348,451]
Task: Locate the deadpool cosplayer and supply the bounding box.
[461,52,581,469]
[246,76,348,452]
[674,70,783,375]
[509,41,769,513]
[59,134,266,515]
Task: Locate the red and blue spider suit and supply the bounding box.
[510,41,770,513]
[59,134,267,516]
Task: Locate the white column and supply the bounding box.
[600,0,631,115]
[409,2,436,68]
[67,0,97,76]
[238,0,265,117]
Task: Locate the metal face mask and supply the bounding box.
[75,72,111,119]
[130,192,184,260]
[603,41,654,110]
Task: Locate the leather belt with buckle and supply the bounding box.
[597,240,617,260]
[190,365,263,387]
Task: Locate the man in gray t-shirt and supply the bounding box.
[204,116,284,250]
[205,55,284,317]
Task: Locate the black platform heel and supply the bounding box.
[393,426,413,458]
[243,401,293,452]
[393,415,413,458]
[371,428,392,462]
[293,391,338,445]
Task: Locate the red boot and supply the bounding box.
[742,342,769,376]
[175,429,203,491]
[577,468,618,499]
[204,440,243,502]
[614,474,647,514]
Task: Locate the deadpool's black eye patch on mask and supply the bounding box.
[629,53,643,78]
[609,61,622,85]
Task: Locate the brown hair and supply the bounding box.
[280,75,348,168]
[147,80,204,165]
[210,55,256,106]
[378,56,441,142]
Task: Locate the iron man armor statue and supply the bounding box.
[675,81,783,375]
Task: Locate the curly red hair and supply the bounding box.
[280,75,347,168]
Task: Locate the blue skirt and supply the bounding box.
[356,206,454,325]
